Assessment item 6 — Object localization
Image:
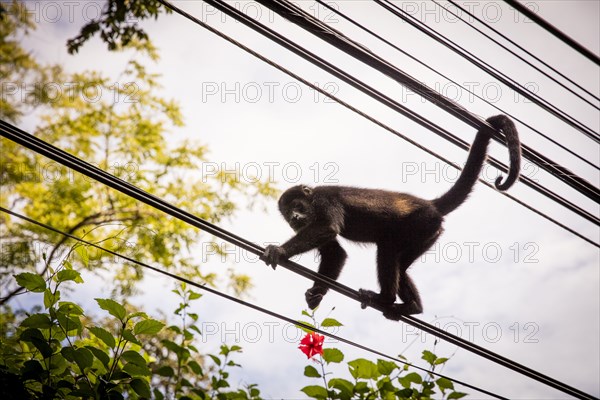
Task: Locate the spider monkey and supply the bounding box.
[260,115,521,320]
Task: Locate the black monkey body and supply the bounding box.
[261,115,521,320]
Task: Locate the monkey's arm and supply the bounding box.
[305,240,347,309]
[261,223,339,269]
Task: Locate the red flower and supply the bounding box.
[299,332,324,359]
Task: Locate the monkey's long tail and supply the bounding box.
[433,115,521,216]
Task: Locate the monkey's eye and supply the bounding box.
[292,201,305,213]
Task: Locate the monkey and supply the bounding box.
[260,115,521,320]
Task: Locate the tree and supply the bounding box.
[0,3,277,304]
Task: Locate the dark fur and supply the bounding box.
[261,115,521,320]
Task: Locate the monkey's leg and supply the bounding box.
[306,240,347,309]
[383,231,441,320]
[359,243,400,309]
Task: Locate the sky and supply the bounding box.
[12,0,600,398]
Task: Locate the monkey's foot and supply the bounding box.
[358,289,380,309]
[305,287,328,309]
[382,302,423,320]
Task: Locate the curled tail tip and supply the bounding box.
[494,174,517,191]
[488,114,521,191]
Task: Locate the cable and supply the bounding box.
[445,0,600,104]
[1,120,597,398]
[0,206,510,399]
[504,0,600,66]
[374,0,600,142]
[157,0,600,228]
[214,0,600,208]
[314,0,599,173]
[432,0,599,109]
[153,1,598,242]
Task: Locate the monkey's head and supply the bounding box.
[278,185,314,231]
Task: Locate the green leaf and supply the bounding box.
[377,359,398,375]
[122,328,141,345]
[322,348,344,364]
[188,291,202,300]
[21,313,53,329]
[130,378,151,398]
[354,381,369,393]
[421,350,437,365]
[56,269,82,283]
[121,350,147,366]
[88,326,116,348]
[398,372,422,388]
[133,319,165,335]
[436,377,454,392]
[57,302,84,315]
[123,362,151,377]
[20,328,53,358]
[56,311,82,334]
[188,360,203,375]
[209,354,221,366]
[85,346,110,368]
[304,365,321,378]
[348,358,380,380]
[21,360,44,381]
[157,366,174,377]
[95,298,126,321]
[43,289,60,309]
[129,311,149,320]
[73,347,94,371]
[15,273,46,292]
[434,357,449,365]
[75,246,89,267]
[301,385,329,399]
[448,391,468,399]
[328,378,354,398]
[296,320,315,333]
[321,318,343,327]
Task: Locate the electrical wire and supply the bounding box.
[374,0,600,142]
[0,206,510,400]
[445,0,600,103]
[504,0,600,66]
[201,0,600,210]
[155,0,599,228]
[431,0,599,109]
[1,120,596,398]
[313,0,599,173]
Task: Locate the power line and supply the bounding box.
[374,0,600,142]
[1,120,596,398]
[0,206,510,400]
[504,0,600,66]
[113,0,600,241]
[179,0,600,224]
[314,0,599,172]
[445,0,600,104]
[432,0,599,110]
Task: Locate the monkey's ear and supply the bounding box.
[301,185,313,196]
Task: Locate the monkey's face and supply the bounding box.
[279,185,314,231]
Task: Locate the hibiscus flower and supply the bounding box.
[298,331,324,359]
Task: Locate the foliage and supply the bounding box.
[66,0,167,55]
[0,0,60,122]
[298,310,468,400]
[0,251,261,399]
[0,4,278,304]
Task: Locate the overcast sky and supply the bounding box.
[15,0,600,398]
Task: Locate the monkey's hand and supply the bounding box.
[305,286,328,309]
[260,245,287,270]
